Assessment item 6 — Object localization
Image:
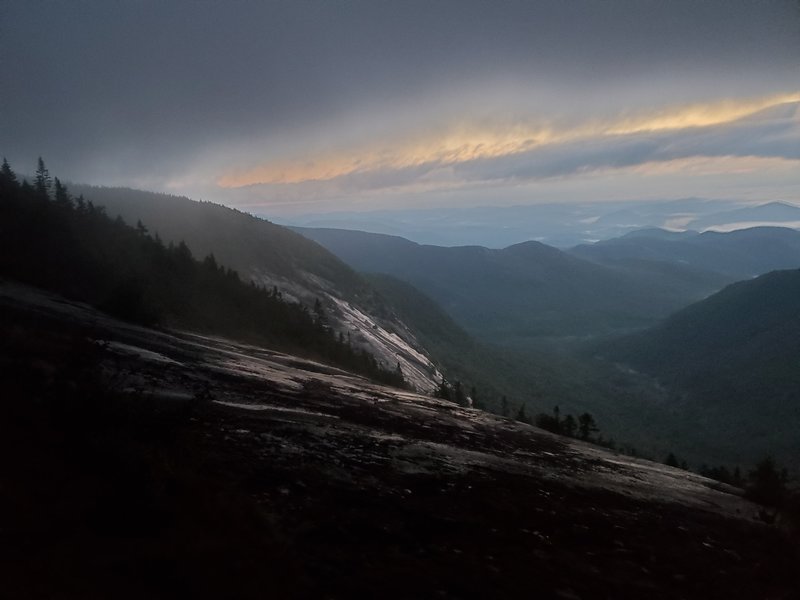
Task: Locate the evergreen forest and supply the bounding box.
[0,159,405,388]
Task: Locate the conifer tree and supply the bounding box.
[0,158,19,200]
[578,412,598,440]
[0,158,17,187]
[435,381,452,401]
[34,157,52,198]
[562,414,577,437]
[53,178,72,208]
[515,403,530,424]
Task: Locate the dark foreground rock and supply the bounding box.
[0,283,796,599]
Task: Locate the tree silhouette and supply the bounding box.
[534,405,568,434]
[53,178,72,208]
[435,381,452,401]
[515,403,531,424]
[34,156,52,199]
[746,456,788,507]
[0,158,17,195]
[562,414,577,437]
[313,298,328,327]
[578,413,598,440]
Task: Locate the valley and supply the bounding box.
[4,3,799,598]
[294,222,800,470]
[18,174,799,472]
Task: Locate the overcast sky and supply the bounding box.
[2,0,798,215]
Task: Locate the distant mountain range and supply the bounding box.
[571,226,800,278]
[293,227,737,343]
[601,269,800,469]
[690,202,800,232]
[275,198,800,248]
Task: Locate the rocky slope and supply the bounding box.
[1,283,796,599]
[70,185,442,393]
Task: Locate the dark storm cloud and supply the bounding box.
[1,0,798,188]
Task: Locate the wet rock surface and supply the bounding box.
[0,283,796,599]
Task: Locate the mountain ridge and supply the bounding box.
[293,226,734,343]
[62,184,444,393]
[571,226,800,278]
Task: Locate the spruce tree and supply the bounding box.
[0,158,19,199]
[562,414,577,437]
[578,413,598,440]
[0,158,17,185]
[34,157,52,198]
[435,381,452,401]
[53,178,72,208]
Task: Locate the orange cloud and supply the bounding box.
[217,92,800,188]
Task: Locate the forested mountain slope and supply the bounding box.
[602,269,800,469]
[70,185,372,298]
[294,227,730,343]
[0,162,405,386]
[68,183,442,391]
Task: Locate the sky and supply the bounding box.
[2,0,799,216]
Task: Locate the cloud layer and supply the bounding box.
[213,94,800,209]
[2,1,798,212]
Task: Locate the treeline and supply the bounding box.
[663,452,792,510]
[434,379,610,444]
[0,158,405,387]
[507,402,605,443]
[434,379,617,449]
[434,380,470,406]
